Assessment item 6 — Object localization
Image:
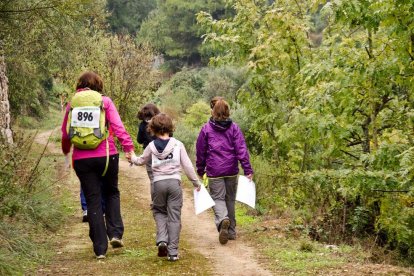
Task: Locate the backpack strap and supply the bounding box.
[101,99,109,176]
[101,136,109,176]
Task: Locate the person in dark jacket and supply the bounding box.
[137,103,160,198]
[196,96,253,245]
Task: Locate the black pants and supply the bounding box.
[74,154,123,256]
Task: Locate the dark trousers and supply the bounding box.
[74,154,123,256]
[80,187,106,213]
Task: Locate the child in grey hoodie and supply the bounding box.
[130,113,201,261]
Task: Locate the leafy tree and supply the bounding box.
[183,101,210,128]
[0,0,107,117]
[104,35,159,123]
[106,0,156,35]
[199,0,414,260]
[138,0,227,65]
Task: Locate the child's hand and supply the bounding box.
[195,181,202,192]
[125,151,131,160]
[125,151,135,162]
[130,153,138,165]
[246,174,253,181]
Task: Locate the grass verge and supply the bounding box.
[235,206,375,275]
[14,102,64,131]
[0,104,71,275]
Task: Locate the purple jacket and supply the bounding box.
[196,119,253,178]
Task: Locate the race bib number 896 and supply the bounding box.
[71,107,100,128]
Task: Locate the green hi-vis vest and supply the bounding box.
[66,90,107,150]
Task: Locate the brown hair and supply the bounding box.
[210,96,225,109]
[76,71,103,92]
[149,113,174,136]
[137,103,160,121]
[211,99,230,121]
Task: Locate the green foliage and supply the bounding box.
[156,66,245,117]
[107,0,156,35]
[103,36,159,125]
[138,0,227,64]
[156,69,203,118]
[198,0,414,261]
[258,234,364,274]
[199,66,248,102]
[174,123,199,154]
[173,100,209,156]
[15,102,64,130]
[183,101,210,128]
[0,132,67,274]
[0,0,108,117]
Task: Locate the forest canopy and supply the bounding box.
[198,0,414,260]
[2,0,414,269]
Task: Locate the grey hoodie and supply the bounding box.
[132,137,201,187]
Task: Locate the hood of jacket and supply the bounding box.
[209,118,233,132]
[149,137,177,159]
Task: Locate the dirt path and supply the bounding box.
[127,162,273,276]
[35,130,272,275]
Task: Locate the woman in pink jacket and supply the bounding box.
[61,71,134,259]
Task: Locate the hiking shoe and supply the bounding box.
[82,210,88,223]
[110,237,124,248]
[219,219,230,245]
[167,255,179,262]
[157,242,168,257]
[96,255,106,260]
[228,234,236,240]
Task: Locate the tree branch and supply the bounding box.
[0,5,57,14]
[340,149,359,160]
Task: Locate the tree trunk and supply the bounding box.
[0,54,13,144]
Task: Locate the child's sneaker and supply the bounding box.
[167,255,179,262]
[82,210,88,223]
[157,242,168,257]
[96,254,106,260]
[110,237,124,248]
[219,219,230,245]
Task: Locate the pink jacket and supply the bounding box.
[61,90,134,160]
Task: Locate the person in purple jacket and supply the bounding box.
[196,96,253,245]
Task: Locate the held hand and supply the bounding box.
[125,151,134,162]
[195,181,202,192]
[246,174,253,181]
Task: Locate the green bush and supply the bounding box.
[174,123,199,155]
[183,101,210,128]
[0,133,67,274]
[157,66,247,116]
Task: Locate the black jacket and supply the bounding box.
[137,121,155,149]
